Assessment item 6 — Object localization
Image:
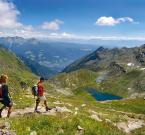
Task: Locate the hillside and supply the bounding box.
[0,45,37,108]
[63,45,145,73]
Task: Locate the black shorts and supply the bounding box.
[0,99,12,107]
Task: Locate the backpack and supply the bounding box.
[31,85,38,97]
[0,84,3,98]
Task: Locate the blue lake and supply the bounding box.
[86,88,122,101]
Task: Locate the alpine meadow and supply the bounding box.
[0,0,145,135]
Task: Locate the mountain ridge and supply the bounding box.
[63,44,145,73]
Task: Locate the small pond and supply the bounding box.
[86,88,122,101]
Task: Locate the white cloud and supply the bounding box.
[95,16,137,26]
[0,1,144,42]
[41,19,64,30]
[1,27,145,42]
[0,0,22,28]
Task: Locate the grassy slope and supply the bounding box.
[48,69,98,92]
[93,70,145,97]
[49,68,145,98]
[0,46,37,108]
[3,96,145,135]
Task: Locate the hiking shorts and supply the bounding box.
[36,96,46,102]
[0,99,12,107]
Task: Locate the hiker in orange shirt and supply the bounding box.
[34,77,51,113]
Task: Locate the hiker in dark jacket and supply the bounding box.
[0,75,13,118]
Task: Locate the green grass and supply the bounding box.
[49,69,98,89]
[89,70,144,97]
[49,69,145,98]
[1,95,144,135]
[94,98,145,115]
[7,110,125,135]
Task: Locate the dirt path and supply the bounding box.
[1,105,72,118]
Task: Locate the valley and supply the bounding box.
[0,37,98,78]
[0,44,145,135]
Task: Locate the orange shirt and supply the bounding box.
[37,81,44,96]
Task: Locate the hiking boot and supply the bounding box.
[46,107,51,111]
[34,110,41,113]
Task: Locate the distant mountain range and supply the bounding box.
[0,36,98,78]
[63,45,145,73]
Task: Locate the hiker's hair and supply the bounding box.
[0,74,8,84]
[40,77,45,81]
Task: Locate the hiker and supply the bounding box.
[0,75,13,118]
[34,77,51,113]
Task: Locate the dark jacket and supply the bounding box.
[2,85,11,101]
[0,84,11,107]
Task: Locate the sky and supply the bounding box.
[0,0,145,43]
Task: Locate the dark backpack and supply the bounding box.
[0,84,3,98]
[31,85,38,97]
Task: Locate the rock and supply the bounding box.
[76,126,84,135]
[65,103,73,107]
[90,114,102,122]
[0,123,6,129]
[109,62,126,75]
[116,122,129,133]
[55,106,72,113]
[53,101,63,105]
[57,128,64,134]
[81,104,86,107]
[0,123,16,135]
[105,119,112,124]
[116,119,145,133]
[140,68,145,70]
[30,131,37,135]
[5,122,11,129]
[74,111,78,115]
[75,107,79,111]
[77,125,84,130]
[127,63,134,67]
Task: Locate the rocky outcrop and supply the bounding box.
[108,62,126,75]
[0,122,16,135]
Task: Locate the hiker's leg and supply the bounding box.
[44,100,48,108]
[43,96,49,108]
[44,99,51,111]
[7,102,13,118]
[35,98,40,111]
[7,106,12,118]
[0,105,6,118]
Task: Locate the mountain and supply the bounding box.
[63,45,145,73]
[56,45,145,98]
[0,37,98,78]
